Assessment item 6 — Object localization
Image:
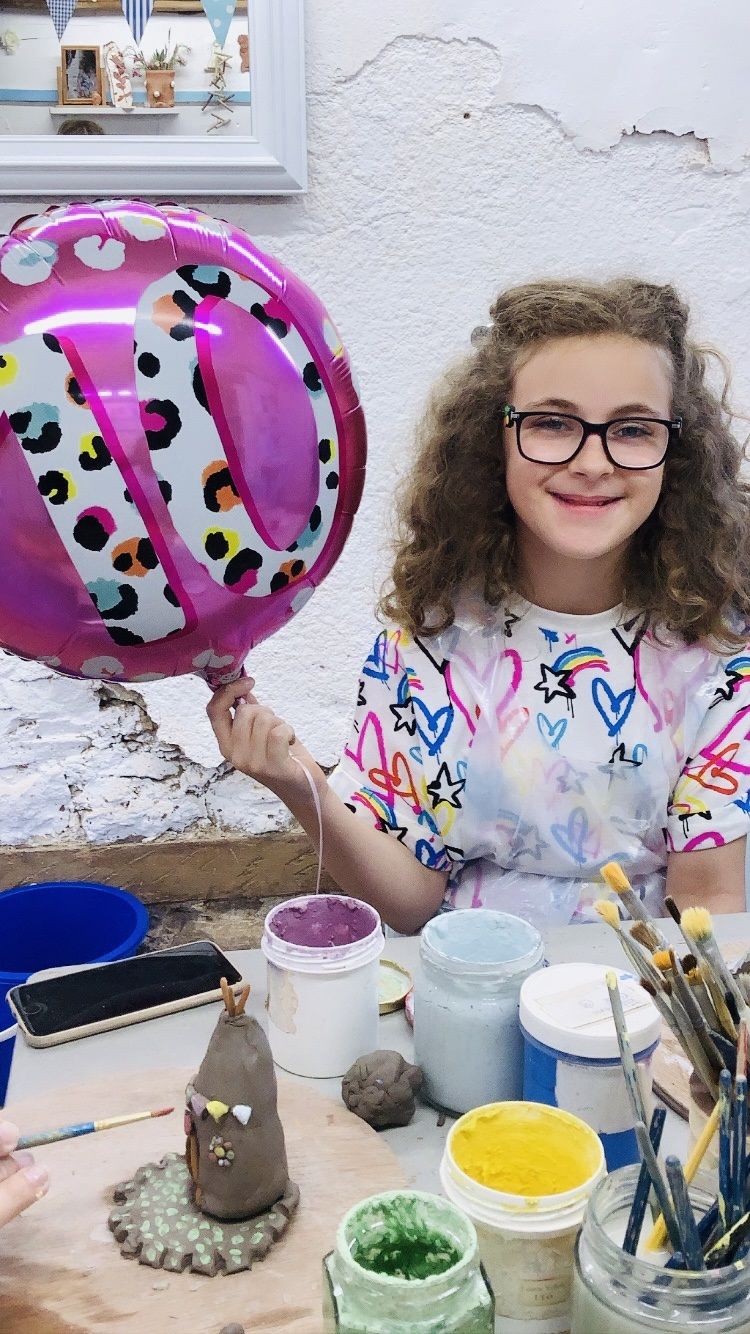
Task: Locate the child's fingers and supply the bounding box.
[0,1151,33,1185]
[206,677,256,720]
[267,721,297,770]
[0,1165,48,1228]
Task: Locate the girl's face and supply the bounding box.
[504,334,672,572]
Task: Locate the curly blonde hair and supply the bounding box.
[380,278,750,648]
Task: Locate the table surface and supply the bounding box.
[8,915,750,1192]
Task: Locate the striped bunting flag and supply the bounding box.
[120,0,155,46]
[200,0,237,50]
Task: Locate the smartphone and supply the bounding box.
[7,940,244,1048]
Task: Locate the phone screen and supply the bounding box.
[10,941,242,1037]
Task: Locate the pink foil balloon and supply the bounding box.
[0,201,366,685]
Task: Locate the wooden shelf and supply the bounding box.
[48,105,180,116]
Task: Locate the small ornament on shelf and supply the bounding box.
[203,43,234,133]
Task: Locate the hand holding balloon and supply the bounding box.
[207,679,326,807]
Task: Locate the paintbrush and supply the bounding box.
[733,1075,748,1227]
[623,1106,666,1254]
[17,1106,174,1150]
[645,954,718,1096]
[719,1067,733,1234]
[667,950,724,1074]
[645,1097,721,1251]
[664,895,696,955]
[684,958,722,1028]
[737,1019,748,1081]
[634,1122,684,1254]
[631,921,662,954]
[638,975,716,1096]
[699,965,738,1041]
[659,981,719,1099]
[606,970,649,1128]
[600,863,668,948]
[595,901,664,990]
[665,1156,705,1269]
[705,1208,750,1267]
[681,909,750,1030]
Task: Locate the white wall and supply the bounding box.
[1,0,750,848]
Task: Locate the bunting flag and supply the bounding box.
[200,0,237,51]
[120,0,155,46]
[44,0,77,41]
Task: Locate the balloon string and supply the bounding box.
[291,757,323,895]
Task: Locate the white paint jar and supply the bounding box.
[414,909,544,1115]
[440,1102,605,1333]
[520,962,661,1172]
[262,893,384,1078]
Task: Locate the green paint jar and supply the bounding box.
[322,1190,495,1333]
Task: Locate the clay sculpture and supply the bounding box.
[109,981,299,1274]
[341,1049,423,1129]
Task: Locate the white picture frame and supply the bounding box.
[0,0,306,197]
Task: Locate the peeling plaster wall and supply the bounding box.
[1,2,750,847]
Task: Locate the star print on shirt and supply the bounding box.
[612,613,648,658]
[710,670,743,708]
[509,820,547,861]
[389,699,417,736]
[426,762,465,809]
[534,662,577,706]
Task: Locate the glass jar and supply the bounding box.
[322,1190,495,1333]
[414,909,544,1114]
[572,1167,750,1332]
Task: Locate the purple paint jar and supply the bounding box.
[262,894,384,1077]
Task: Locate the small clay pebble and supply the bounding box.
[219,1325,246,1334]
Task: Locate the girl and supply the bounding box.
[208,279,750,933]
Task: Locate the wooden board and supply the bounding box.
[652,1032,692,1120]
[0,1068,407,1333]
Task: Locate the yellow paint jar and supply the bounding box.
[440,1102,605,1333]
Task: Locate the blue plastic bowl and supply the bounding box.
[0,880,149,1106]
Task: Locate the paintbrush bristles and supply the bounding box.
[601,862,632,894]
[652,950,673,971]
[631,920,661,953]
[595,899,621,928]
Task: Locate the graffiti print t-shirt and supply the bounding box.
[328,599,750,928]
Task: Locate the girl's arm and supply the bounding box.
[207,679,449,935]
[665,837,747,916]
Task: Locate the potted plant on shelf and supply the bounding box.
[134,33,190,109]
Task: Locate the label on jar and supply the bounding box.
[534,973,650,1032]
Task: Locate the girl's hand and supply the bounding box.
[0,1121,48,1228]
[207,678,324,803]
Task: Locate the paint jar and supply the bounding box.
[520,962,661,1171]
[414,909,544,1114]
[322,1189,495,1333]
[440,1101,605,1333]
[262,894,384,1078]
[571,1166,750,1331]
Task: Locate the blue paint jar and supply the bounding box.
[414,909,544,1116]
[519,963,661,1171]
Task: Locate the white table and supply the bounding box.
[9,916,750,1189]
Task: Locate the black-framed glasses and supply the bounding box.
[503,405,682,471]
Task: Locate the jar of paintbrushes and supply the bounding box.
[571,1167,750,1332]
[576,905,750,1331]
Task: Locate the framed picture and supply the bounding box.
[0,0,305,196]
[59,46,103,106]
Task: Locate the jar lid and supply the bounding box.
[519,962,661,1059]
[421,909,543,977]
